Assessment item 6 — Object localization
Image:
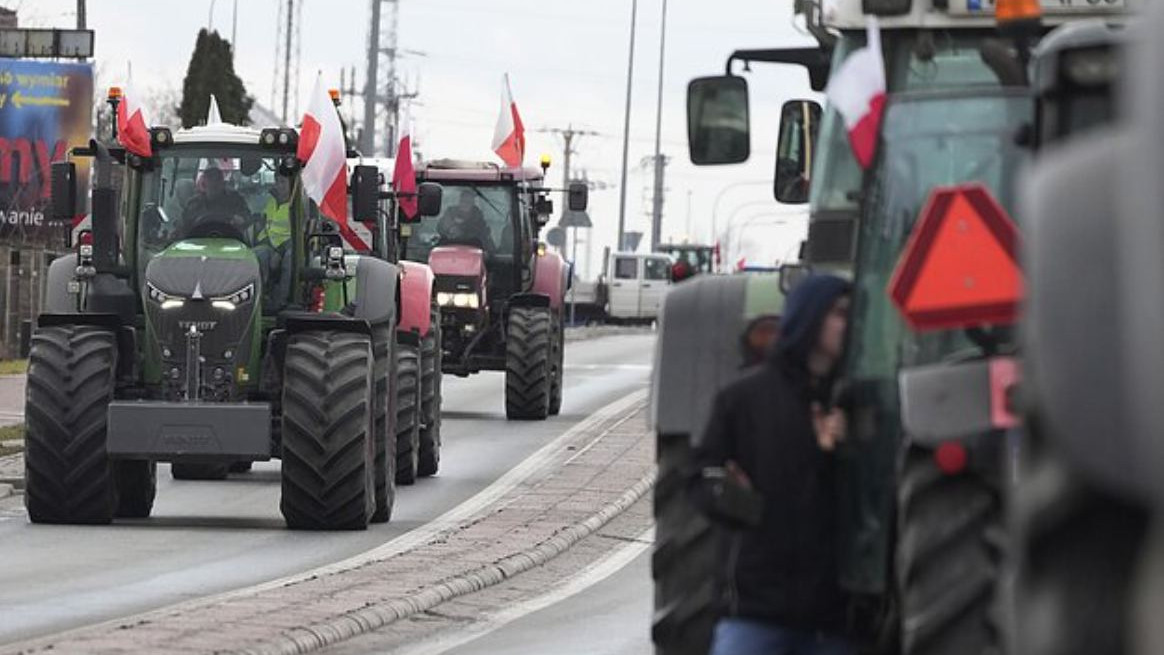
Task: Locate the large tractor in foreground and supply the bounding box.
[405,159,587,420]
[32,106,408,530]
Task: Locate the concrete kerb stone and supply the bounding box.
[239,472,655,655]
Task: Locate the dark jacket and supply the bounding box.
[696,274,851,634]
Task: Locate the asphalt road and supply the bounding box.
[0,333,654,646]
[444,551,652,655]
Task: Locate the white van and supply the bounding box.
[606,252,672,323]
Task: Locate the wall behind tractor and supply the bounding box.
[0,246,57,359]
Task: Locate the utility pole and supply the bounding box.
[617,0,639,253]
[650,0,669,252]
[271,0,301,125]
[362,0,381,154]
[76,0,86,29]
[537,125,600,218]
[231,0,238,48]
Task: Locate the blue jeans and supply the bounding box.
[709,617,855,655]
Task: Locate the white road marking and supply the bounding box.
[399,527,655,655]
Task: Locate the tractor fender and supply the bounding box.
[282,313,372,337]
[44,254,78,314]
[37,312,138,384]
[531,250,567,311]
[398,260,434,337]
[508,293,551,310]
[351,256,400,329]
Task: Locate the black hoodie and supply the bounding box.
[695,274,852,634]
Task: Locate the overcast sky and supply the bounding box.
[23,0,818,275]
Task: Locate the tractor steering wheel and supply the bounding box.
[183,214,249,243]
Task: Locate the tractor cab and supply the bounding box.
[1030,19,1125,149]
[657,243,715,281]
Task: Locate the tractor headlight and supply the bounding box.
[209,283,255,312]
[438,292,479,309]
[147,282,185,310]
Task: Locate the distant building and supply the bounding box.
[0,7,17,28]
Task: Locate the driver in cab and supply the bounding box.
[183,165,251,235]
[437,189,495,254]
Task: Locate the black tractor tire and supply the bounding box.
[371,324,397,524]
[505,306,553,420]
[24,326,118,525]
[394,340,421,486]
[114,460,157,519]
[280,330,376,531]
[418,310,442,478]
[897,445,1004,655]
[229,461,253,474]
[651,430,720,655]
[171,462,230,480]
[1011,427,1148,655]
[548,312,564,416]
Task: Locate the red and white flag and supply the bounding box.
[117,79,152,158]
[392,113,418,220]
[491,74,525,168]
[298,76,364,246]
[825,17,886,169]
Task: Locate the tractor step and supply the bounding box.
[107,400,272,460]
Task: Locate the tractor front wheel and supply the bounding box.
[394,339,421,485]
[505,306,552,420]
[280,331,375,531]
[114,460,157,519]
[371,324,397,523]
[418,308,442,477]
[24,325,118,525]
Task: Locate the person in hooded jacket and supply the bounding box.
[696,273,854,655]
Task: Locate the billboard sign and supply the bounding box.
[0,59,93,244]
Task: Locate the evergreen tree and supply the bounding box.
[178,29,253,128]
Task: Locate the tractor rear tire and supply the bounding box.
[24,325,118,525]
[418,311,442,478]
[897,445,1003,655]
[651,430,720,655]
[371,324,396,524]
[505,306,552,420]
[394,340,421,486]
[1012,430,1147,655]
[114,460,157,519]
[548,312,564,416]
[280,331,375,531]
[171,462,230,480]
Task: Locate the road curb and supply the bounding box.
[0,483,12,500]
[243,471,655,655]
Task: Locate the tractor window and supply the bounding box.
[136,148,298,311]
[405,184,516,263]
[847,90,1031,383]
[644,258,671,281]
[614,257,638,280]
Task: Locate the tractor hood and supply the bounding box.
[429,245,485,280]
[146,238,260,298]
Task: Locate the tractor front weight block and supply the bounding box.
[107,401,272,461]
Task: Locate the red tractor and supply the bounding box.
[403,159,587,420]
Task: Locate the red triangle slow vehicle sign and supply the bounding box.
[888,183,1023,332]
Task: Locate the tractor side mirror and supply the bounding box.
[416,182,443,219]
[567,182,588,211]
[536,196,554,217]
[50,161,77,222]
[774,99,822,205]
[687,75,750,165]
[351,165,380,224]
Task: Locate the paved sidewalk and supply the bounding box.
[0,375,23,427]
[6,393,654,655]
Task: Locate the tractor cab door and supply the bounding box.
[608,255,640,320]
[641,255,672,320]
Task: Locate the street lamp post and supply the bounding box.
[710,180,771,247]
[616,0,640,253]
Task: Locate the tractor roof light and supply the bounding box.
[329,88,341,106]
[107,86,123,102]
[151,127,173,147]
[996,0,1042,32]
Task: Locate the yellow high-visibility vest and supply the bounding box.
[261,198,292,247]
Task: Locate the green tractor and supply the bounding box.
[33,108,406,530]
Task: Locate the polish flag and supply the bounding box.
[492,74,525,168]
[117,80,152,158]
[298,76,367,249]
[825,17,886,169]
[393,114,418,220]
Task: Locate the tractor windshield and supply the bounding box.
[847,90,1032,383]
[135,147,303,310]
[406,184,517,263]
